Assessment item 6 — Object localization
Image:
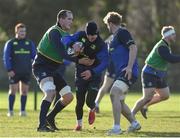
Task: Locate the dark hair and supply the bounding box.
[56,9,72,24]
[15,23,26,33]
[85,21,98,35]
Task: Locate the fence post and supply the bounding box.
[33,79,38,111]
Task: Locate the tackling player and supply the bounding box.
[33,10,92,132]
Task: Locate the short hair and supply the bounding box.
[103,11,122,25]
[57,9,72,23]
[161,26,175,38]
[15,23,26,33]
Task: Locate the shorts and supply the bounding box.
[142,72,168,88]
[116,71,137,87]
[76,75,102,93]
[33,64,67,92]
[9,73,31,85]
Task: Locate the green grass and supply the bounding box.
[0,91,180,137]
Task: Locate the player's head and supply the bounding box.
[85,21,98,42]
[161,26,176,43]
[103,11,122,33]
[15,23,26,39]
[57,9,73,31]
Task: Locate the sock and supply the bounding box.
[113,124,120,130]
[131,120,139,127]
[8,94,15,111]
[20,95,27,111]
[39,100,51,127]
[47,100,65,119]
[77,119,82,126]
[95,102,99,107]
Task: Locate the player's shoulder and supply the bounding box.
[75,31,86,37]
[117,27,130,35]
[5,38,17,46]
[97,36,106,47]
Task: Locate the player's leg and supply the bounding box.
[37,77,56,132]
[121,100,141,133]
[131,87,155,117]
[95,75,114,113]
[86,76,101,125]
[131,72,156,118]
[19,82,29,116]
[46,73,73,131]
[144,87,170,107]
[19,74,31,116]
[74,85,86,131]
[53,65,66,105]
[136,73,169,119]
[7,75,19,117]
[108,80,129,135]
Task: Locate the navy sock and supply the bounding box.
[8,94,15,111]
[39,100,51,127]
[20,95,27,111]
[47,100,65,119]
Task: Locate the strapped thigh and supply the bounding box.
[110,80,129,100]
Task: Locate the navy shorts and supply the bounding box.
[9,73,31,85]
[33,64,67,92]
[116,71,137,87]
[142,72,168,88]
[33,53,68,92]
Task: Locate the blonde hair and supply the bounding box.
[103,11,122,25]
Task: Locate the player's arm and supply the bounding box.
[62,31,84,54]
[91,43,109,75]
[49,29,78,62]
[61,31,84,47]
[3,41,15,77]
[30,41,36,60]
[158,46,180,63]
[3,41,13,72]
[118,29,137,79]
[81,43,108,80]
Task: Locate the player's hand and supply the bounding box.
[122,66,132,80]
[72,42,83,54]
[81,70,92,80]
[78,58,95,66]
[8,70,15,77]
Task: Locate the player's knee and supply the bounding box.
[9,90,16,95]
[100,85,109,94]
[60,86,73,105]
[142,94,153,103]
[21,91,28,95]
[62,93,73,105]
[44,90,56,102]
[86,99,94,109]
[110,80,128,100]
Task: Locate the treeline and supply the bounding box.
[0,0,180,90]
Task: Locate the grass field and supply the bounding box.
[0,91,180,137]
